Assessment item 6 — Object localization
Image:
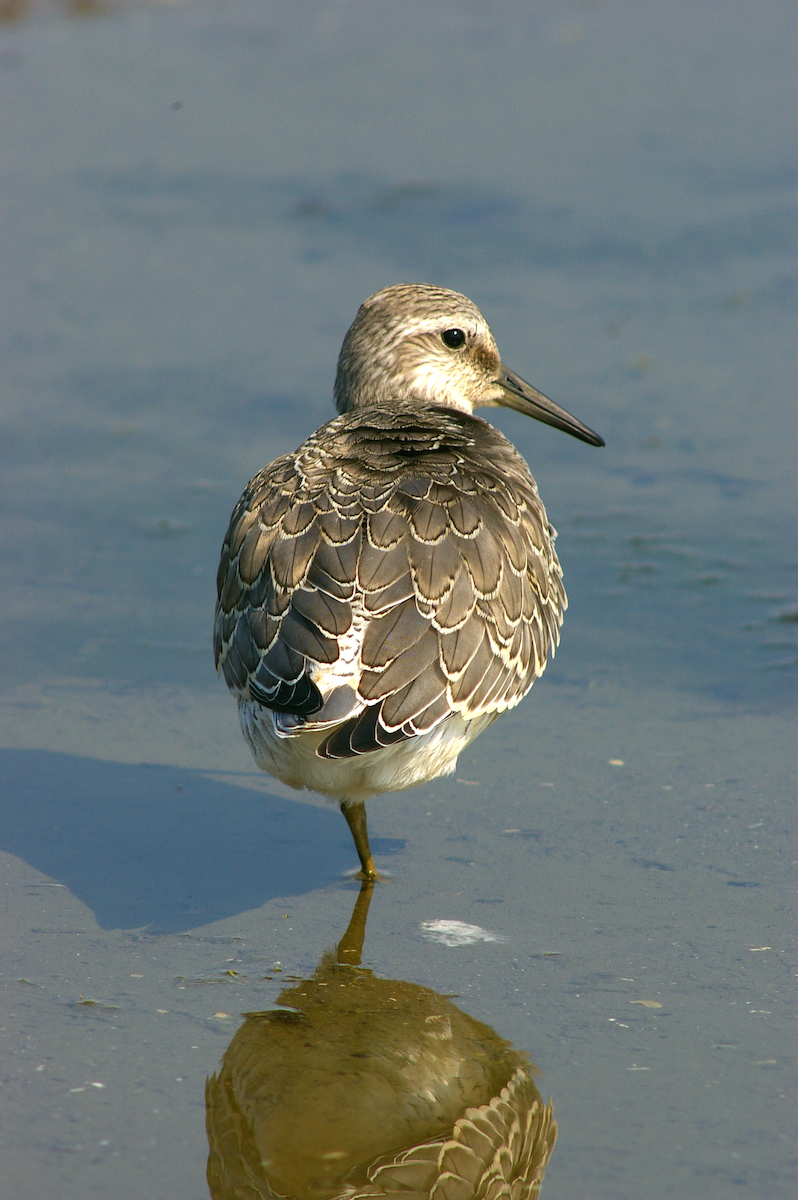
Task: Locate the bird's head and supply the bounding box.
[333,283,604,447]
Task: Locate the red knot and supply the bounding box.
[214,284,603,879]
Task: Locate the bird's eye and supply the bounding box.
[441,328,466,349]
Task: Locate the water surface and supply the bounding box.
[0,2,795,1197]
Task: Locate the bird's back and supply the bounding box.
[214,402,565,794]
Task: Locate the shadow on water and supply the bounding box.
[0,748,403,931]
[206,883,556,1200]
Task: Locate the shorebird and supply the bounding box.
[214,284,603,879]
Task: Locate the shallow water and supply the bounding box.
[0,2,796,1197]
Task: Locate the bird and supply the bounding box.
[214,284,603,879]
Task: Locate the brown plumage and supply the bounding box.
[350,1068,557,1200]
[215,284,603,877]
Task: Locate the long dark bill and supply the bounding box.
[498,365,605,447]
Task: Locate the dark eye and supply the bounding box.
[441,328,466,349]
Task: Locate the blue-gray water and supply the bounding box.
[0,2,795,1197]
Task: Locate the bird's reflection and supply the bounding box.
[206,884,556,1200]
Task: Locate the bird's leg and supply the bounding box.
[340,800,379,881]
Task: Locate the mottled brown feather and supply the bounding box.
[215,402,565,758]
[381,665,448,729]
[359,629,440,702]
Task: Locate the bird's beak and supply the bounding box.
[497,365,605,447]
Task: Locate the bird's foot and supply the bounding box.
[347,864,387,883]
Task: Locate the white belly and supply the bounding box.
[239,700,496,803]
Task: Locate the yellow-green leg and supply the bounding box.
[340,800,379,881]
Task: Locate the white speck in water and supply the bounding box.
[420,919,508,947]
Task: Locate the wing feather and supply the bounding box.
[214,405,564,744]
